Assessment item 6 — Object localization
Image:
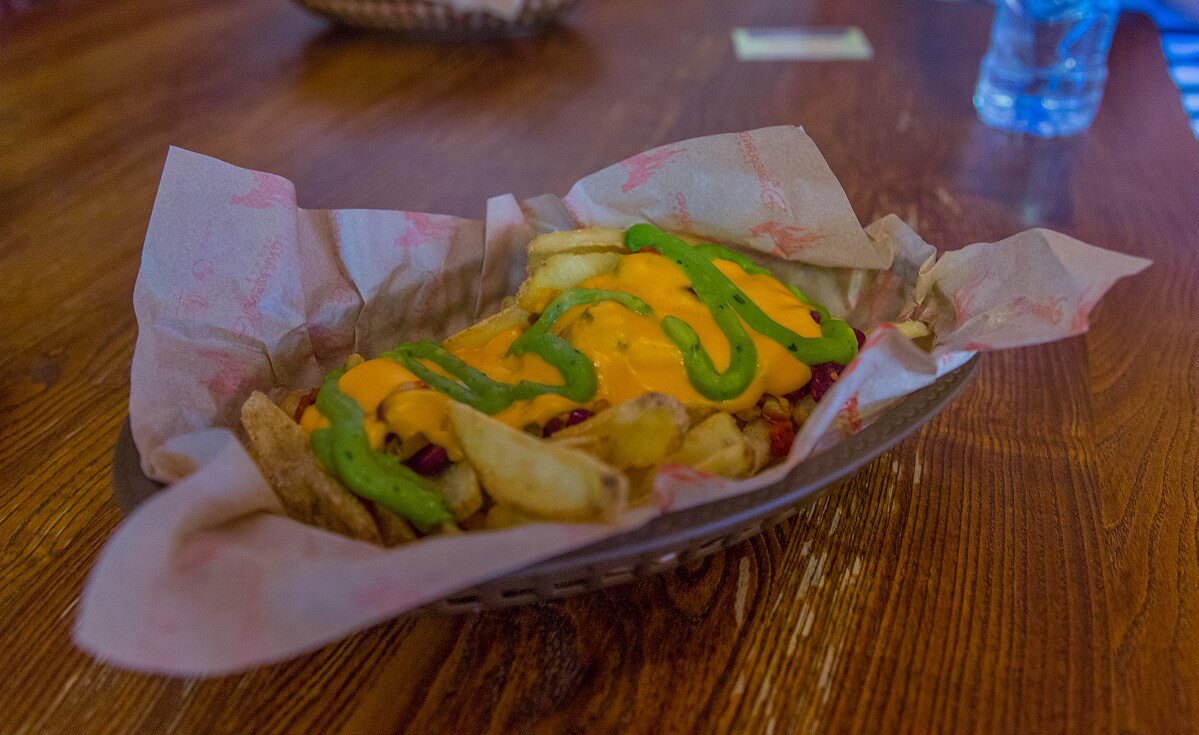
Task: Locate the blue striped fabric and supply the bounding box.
[1122,1,1199,138]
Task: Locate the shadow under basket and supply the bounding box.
[294,0,580,37]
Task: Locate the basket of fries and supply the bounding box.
[294,0,578,36]
[76,127,1149,676]
[112,356,979,612]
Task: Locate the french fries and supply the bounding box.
[549,392,688,468]
[515,252,622,312]
[526,227,627,270]
[368,502,419,546]
[525,227,707,270]
[434,461,484,522]
[742,418,773,475]
[448,401,628,521]
[239,225,885,545]
[241,392,383,544]
[442,305,531,352]
[667,412,755,478]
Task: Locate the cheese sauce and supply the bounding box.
[301,250,820,456]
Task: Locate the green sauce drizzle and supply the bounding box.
[312,224,858,526]
[312,370,452,531]
[623,224,858,400]
[379,288,651,414]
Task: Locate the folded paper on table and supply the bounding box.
[77,126,1150,676]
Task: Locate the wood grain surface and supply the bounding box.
[2,0,1198,732]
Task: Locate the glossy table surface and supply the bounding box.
[2,0,1198,732]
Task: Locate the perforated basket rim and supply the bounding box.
[111,356,978,612]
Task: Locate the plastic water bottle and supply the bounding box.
[974,0,1119,137]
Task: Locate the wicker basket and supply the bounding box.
[295,0,579,37]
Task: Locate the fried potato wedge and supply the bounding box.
[526,227,627,270]
[624,466,658,506]
[683,403,718,429]
[484,503,541,530]
[893,320,931,339]
[241,392,383,544]
[525,227,711,270]
[442,305,532,352]
[365,502,418,547]
[448,401,628,521]
[893,319,935,351]
[550,393,688,469]
[271,387,307,423]
[792,396,817,427]
[668,412,754,478]
[434,461,484,522]
[742,418,773,474]
[516,252,622,313]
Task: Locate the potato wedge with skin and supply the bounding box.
[271,387,307,423]
[624,466,658,506]
[683,403,718,429]
[668,412,754,478]
[442,305,532,352]
[525,228,711,270]
[695,445,754,478]
[484,503,541,530]
[892,320,936,351]
[448,401,627,521]
[434,461,484,522]
[893,320,931,340]
[791,396,817,427]
[241,392,383,544]
[365,502,418,547]
[526,228,627,270]
[742,418,773,474]
[516,252,622,313]
[549,393,688,469]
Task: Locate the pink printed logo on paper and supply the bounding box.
[396,213,458,249]
[191,258,215,282]
[749,220,820,258]
[671,191,693,231]
[179,294,208,315]
[951,274,986,329]
[735,131,787,212]
[618,146,682,193]
[236,239,283,334]
[1008,295,1065,326]
[838,393,862,437]
[230,171,293,210]
[1070,288,1097,334]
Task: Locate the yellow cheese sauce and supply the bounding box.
[301,251,819,455]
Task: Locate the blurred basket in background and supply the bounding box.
[294,0,579,37]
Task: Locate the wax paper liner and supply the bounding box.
[76,127,1149,675]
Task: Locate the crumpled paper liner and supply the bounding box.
[76,126,1149,675]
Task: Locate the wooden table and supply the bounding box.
[3,0,1198,731]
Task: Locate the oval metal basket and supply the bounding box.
[294,0,578,37]
[112,356,978,612]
